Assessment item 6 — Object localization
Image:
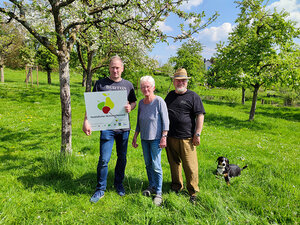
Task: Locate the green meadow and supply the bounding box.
[0,69,299,224]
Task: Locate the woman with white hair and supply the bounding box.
[132,75,169,206]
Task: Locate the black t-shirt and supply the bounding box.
[165,89,205,139]
[92,77,137,131]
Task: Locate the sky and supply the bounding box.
[149,0,300,65]
[1,0,299,65]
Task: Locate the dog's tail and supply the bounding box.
[242,165,248,170]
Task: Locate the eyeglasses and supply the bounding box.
[141,85,153,89]
[174,79,188,83]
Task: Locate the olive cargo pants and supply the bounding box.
[166,137,199,196]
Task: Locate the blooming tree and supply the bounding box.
[36,46,58,84]
[77,24,154,92]
[0,0,217,153]
[212,0,300,120]
[0,22,16,82]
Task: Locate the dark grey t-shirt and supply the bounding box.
[93,77,137,131]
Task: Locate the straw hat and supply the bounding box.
[171,68,191,79]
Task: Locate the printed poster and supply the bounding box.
[84,91,129,131]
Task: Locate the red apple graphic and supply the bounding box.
[102,106,111,114]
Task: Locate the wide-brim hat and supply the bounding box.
[171,68,191,79]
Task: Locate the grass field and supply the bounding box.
[0,68,299,224]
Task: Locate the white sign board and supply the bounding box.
[84,91,129,131]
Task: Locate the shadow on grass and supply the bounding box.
[0,127,58,152]
[256,107,300,122]
[203,99,240,108]
[205,113,272,131]
[204,99,300,122]
[2,83,85,105]
[0,79,17,83]
[18,171,95,195]
[18,169,145,196]
[0,84,60,104]
[0,153,33,173]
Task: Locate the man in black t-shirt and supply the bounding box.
[83,56,137,203]
[165,68,205,204]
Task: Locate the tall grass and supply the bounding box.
[0,68,299,224]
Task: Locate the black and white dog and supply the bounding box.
[216,157,248,185]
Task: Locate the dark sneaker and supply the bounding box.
[90,190,104,203]
[189,196,196,205]
[115,184,125,196]
[153,194,163,206]
[142,187,155,197]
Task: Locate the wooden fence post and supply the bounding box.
[36,66,39,87]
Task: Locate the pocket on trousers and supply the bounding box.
[100,130,112,140]
[122,131,129,140]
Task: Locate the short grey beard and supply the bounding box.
[176,87,187,93]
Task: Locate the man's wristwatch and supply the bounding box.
[195,133,200,137]
[162,134,168,138]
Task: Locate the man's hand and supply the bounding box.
[132,131,139,148]
[125,101,136,113]
[159,137,167,149]
[193,135,200,146]
[82,119,92,136]
[132,137,138,148]
[125,103,132,113]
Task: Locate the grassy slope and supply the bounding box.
[0,68,299,224]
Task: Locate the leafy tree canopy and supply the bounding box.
[213,0,300,89]
[169,39,205,87]
[211,0,300,120]
[0,0,218,153]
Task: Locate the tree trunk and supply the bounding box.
[249,84,260,121]
[25,67,33,87]
[85,51,94,92]
[86,70,93,92]
[136,77,139,97]
[59,56,72,154]
[0,66,4,82]
[47,69,52,84]
[0,57,4,82]
[82,70,86,87]
[241,87,245,104]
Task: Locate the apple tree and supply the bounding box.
[169,39,205,88]
[0,0,217,153]
[212,0,300,120]
[0,22,16,82]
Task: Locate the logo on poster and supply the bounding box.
[97,93,114,114]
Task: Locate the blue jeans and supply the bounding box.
[141,139,163,195]
[96,130,129,191]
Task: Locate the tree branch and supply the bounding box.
[0,7,58,56]
[58,0,77,8]
[76,41,87,71]
[89,0,130,15]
